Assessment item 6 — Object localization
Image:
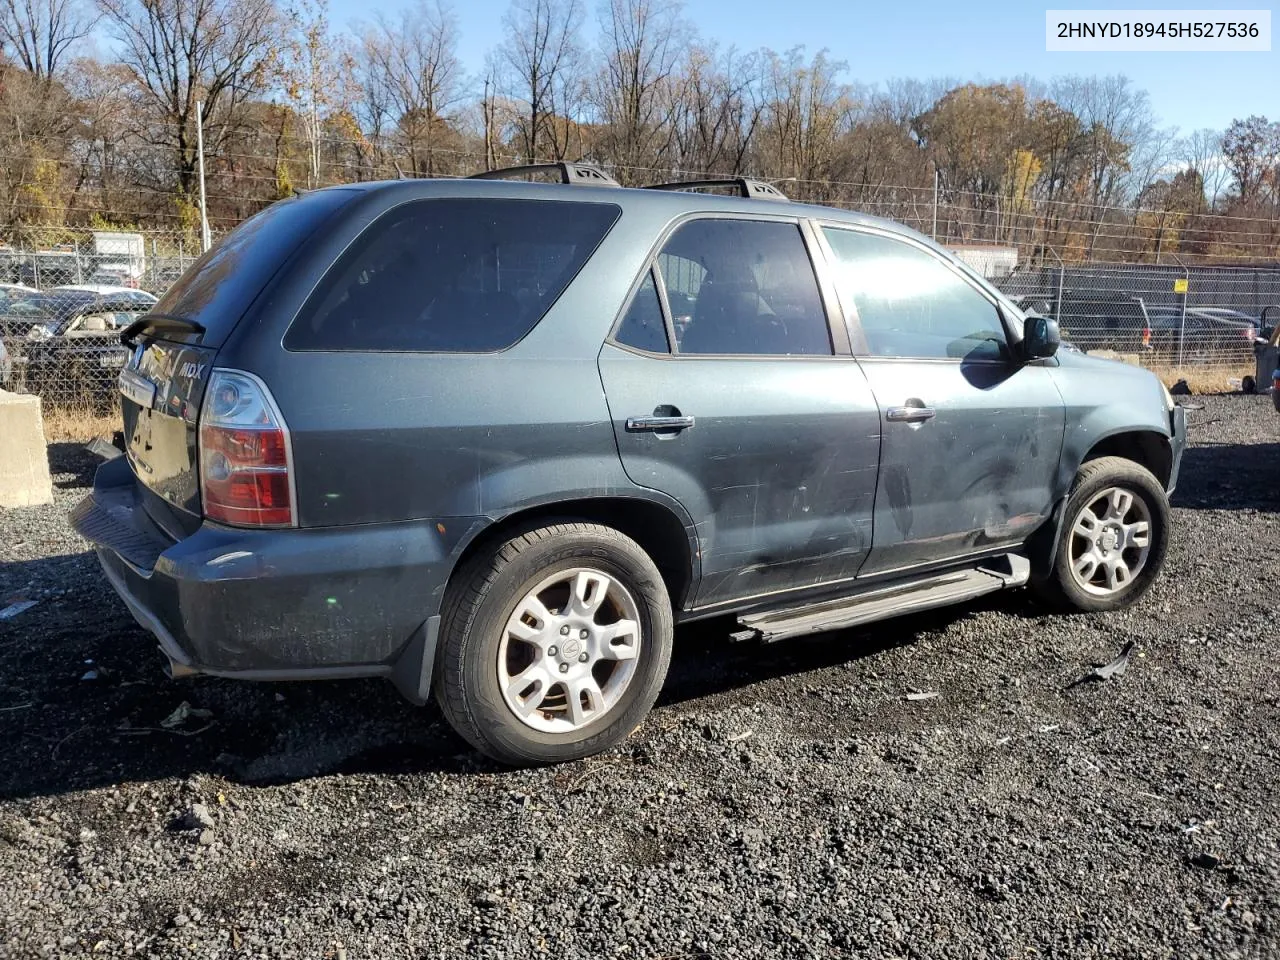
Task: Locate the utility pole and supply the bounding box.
[483,75,495,171]
[196,100,211,253]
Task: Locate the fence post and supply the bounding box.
[931,167,939,241]
[1174,255,1189,369]
[1047,246,1064,324]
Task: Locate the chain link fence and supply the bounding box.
[0,227,201,408]
[990,261,1280,375]
[2,217,1278,411]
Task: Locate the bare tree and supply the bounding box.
[0,0,96,79]
[357,0,465,177]
[97,0,285,199]
[495,0,584,163]
[592,0,682,178]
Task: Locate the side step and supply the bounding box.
[732,555,1030,644]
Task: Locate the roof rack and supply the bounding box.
[642,178,790,201]
[468,163,620,187]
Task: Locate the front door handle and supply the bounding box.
[886,404,936,423]
[625,414,696,433]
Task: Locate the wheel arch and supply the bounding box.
[1031,429,1173,583]
[447,495,699,612]
[1079,429,1174,490]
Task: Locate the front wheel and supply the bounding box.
[1035,456,1171,613]
[434,522,674,766]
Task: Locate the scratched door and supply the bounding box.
[816,222,1067,578]
[597,216,882,611]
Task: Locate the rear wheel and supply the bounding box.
[434,522,673,766]
[1036,456,1170,613]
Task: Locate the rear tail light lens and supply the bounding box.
[198,369,295,528]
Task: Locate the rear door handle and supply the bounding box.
[625,415,695,433]
[886,405,936,423]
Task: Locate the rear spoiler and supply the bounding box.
[121,313,206,348]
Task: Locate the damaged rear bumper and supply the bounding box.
[70,457,482,703]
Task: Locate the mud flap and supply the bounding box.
[389,615,441,705]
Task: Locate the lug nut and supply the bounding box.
[548,646,558,657]
[560,625,570,635]
[579,629,589,639]
[558,662,569,673]
[579,653,589,663]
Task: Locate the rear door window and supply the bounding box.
[285,198,621,353]
[655,219,832,356]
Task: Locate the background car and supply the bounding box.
[2,288,157,402]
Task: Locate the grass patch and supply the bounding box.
[42,405,121,443]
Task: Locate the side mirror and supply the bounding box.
[1021,314,1060,360]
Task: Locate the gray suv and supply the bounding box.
[71,164,1187,765]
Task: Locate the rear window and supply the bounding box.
[284,198,621,353]
[152,189,355,345]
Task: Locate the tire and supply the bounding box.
[1035,456,1170,613]
[434,522,674,766]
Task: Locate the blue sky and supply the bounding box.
[328,0,1275,133]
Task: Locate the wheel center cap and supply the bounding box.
[1101,528,1120,552]
[560,637,583,660]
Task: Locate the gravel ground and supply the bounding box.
[1,395,1278,959]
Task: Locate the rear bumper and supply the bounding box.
[71,457,485,702]
[1168,403,1188,495]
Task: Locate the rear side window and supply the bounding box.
[657,219,832,356]
[286,198,621,353]
[154,189,355,346]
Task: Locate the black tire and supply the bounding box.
[434,522,674,766]
[1035,456,1170,613]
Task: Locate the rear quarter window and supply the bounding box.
[284,198,621,353]
[152,189,356,345]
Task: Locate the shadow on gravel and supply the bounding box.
[47,442,103,489]
[0,544,1014,801]
[1173,441,1280,513]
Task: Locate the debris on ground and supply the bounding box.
[905,691,940,702]
[84,438,123,462]
[0,600,37,621]
[160,701,213,730]
[1071,641,1137,686]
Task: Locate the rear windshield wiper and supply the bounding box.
[120,313,207,348]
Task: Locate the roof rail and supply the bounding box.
[642,178,790,201]
[469,163,620,187]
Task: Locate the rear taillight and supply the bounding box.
[198,369,295,528]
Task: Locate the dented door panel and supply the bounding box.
[855,357,1066,576]
[598,344,882,607]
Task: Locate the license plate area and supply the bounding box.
[119,368,157,409]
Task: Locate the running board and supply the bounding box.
[732,555,1030,644]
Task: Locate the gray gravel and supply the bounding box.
[2,397,1279,959]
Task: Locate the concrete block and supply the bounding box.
[0,390,53,508]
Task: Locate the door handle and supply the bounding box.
[625,415,695,432]
[886,405,936,423]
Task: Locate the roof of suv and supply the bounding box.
[315,176,929,245]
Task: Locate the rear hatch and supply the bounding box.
[118,190,354,536]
